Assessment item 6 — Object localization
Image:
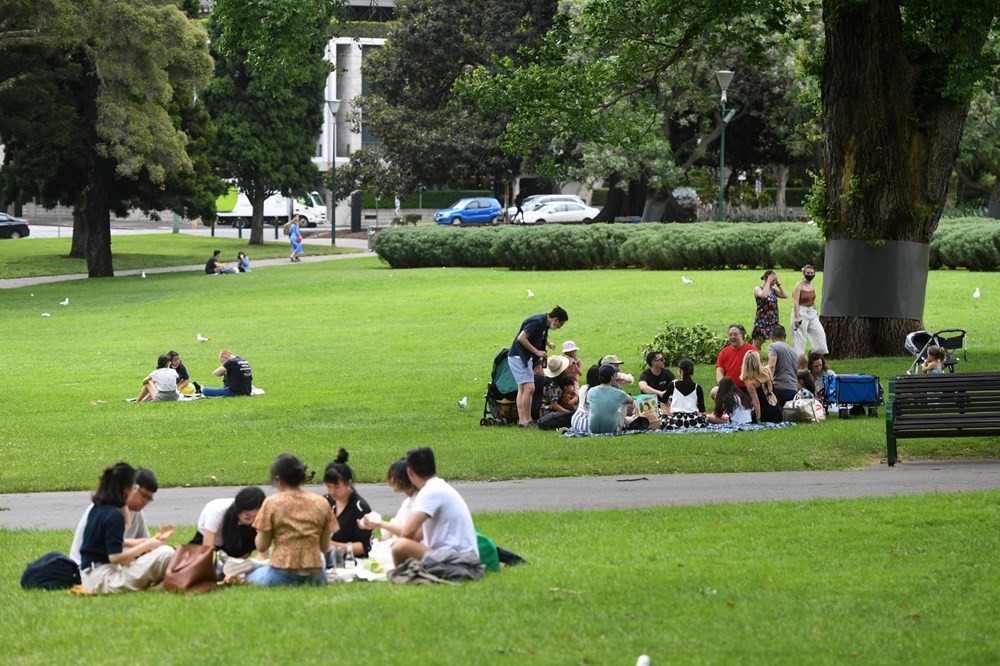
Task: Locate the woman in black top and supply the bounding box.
[323,449,373,558]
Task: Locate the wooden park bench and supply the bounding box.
[885,372,1000,466]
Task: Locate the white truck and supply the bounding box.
[215,185,327,228]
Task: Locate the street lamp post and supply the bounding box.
[716,70,735,222]
[325,97,341,246]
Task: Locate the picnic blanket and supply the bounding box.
[561,421,796,437]
[124,387,265,402]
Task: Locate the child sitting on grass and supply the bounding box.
[706,376,752,425]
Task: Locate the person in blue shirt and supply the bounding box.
[586,364,634,435]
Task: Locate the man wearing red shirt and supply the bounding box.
[711,324,754,400]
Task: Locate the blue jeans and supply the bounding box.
[201,386,231,397]
[245,566,325,587]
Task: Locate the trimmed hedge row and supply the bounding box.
[371,218,1000,271]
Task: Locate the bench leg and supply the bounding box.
[886,431,897,467]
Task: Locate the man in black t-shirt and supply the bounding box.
[202,349,253,397]
[167,350,191,392]
[638,350,676,406]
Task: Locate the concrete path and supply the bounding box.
[0,235,374,290]
[2,460,998,531]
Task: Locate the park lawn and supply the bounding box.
[0,234,357,278]
[2,492,999,665]
[1,257,999,492]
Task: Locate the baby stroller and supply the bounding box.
[481,348,519,426]
[904,328,967,374]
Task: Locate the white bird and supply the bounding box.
[973,287,980,300]
[681,276,694,285]
[41,312,51,317]
[458,396,468,409]
[141,271,146,279]
[197,333,209,342]
[59,298,69,306]
[527,289,535,299]
[636,656,651,666]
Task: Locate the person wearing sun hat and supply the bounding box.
[540,355,576,418]
[562,340,584,381]
[598,354,634,388]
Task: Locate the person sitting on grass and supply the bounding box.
[167,350,194,394]
[76,462,175,594]
[189,486,266,558]
[379,447,479,568]
[359,458,419,571]
[741,349,783,424]
[323,448,374,562]
[201,349,253,397]
[586,364,635,435]
[660,358,708,430]
[237,251,251,273]
[247,454,333,587]
[707,376,753,425]
[205,249,237,274]
[638,350,676,408]
[135,354,179,403]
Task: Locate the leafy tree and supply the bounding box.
[0,0,215,276]
[814,1,997,356]
[354,0,559,192]
[956,80,1000,218]
[204,0,334,245]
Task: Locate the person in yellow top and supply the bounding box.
[246,454,334,586]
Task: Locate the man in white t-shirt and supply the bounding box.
[70,468,172,564]
[390,447,478,567]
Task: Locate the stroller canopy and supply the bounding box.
[491,348,519,398]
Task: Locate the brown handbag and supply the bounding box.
[163,544,217,593]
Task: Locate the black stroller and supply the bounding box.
[481,348,519,426]
[904,328,967,374]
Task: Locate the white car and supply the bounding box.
[521,202,601,225]
[507,194,586,219]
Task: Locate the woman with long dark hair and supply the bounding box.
[246,454,333,587]
[323,448,373,559]
[78,462,175,594]
[190,486,266,558]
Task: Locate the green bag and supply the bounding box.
[476,531,501,573]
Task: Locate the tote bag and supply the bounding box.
[163,544,216,593]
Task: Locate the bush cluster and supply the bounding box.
[373,222,825,270]
[639,323,726,367]
[372,218,1000,271]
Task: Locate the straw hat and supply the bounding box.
[544,355,571,378]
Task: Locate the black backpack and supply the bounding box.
[21,552,81,590]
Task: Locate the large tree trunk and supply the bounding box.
[819,0,981,357]
[83,163,114,277]
[249,189,265,245]
[70,199,86,258]
[595,174,646,221]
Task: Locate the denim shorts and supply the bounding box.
[507,354,534,385]
[245,565,325,587]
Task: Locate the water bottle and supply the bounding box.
[344,542,356,569]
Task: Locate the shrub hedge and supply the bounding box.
[371,218,1000,271]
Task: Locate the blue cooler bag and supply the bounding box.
[824,374,883,417]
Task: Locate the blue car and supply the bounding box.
[433,197,503,226]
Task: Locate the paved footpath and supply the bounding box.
[2,460,998,531]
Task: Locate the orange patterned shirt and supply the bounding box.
[253,489,334,570]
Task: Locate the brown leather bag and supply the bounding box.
[163,544,216,593]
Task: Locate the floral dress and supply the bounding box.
[752,289,779,342]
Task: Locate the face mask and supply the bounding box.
[805,274,815,281]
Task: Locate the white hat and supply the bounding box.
[562,340,579,353]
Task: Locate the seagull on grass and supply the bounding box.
[458,396,468,409]
[141,271,146,279]
[197,333,209,342]
[973,287,980,300]
[59,297,69,306]
[527,289,535,299]
[681,276,694,285]
[41,312,51,317]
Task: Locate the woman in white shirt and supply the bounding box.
[136,354,179,403]
[190,486,266,558]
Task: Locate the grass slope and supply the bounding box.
[2,492,998,664]
[1,257,998,492]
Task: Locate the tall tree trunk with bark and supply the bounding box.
[249,188,266,245]
[70,198,87,258]
[818,0,986,358]
[81,62,114,277]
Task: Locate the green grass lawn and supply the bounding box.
[2,492,998,664]
[2,257,999,492]
[0,234,357,278]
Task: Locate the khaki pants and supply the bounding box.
[81,545,174,594]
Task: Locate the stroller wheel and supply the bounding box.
[480,418,491,426]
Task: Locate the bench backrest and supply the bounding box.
[888,372,1000,419]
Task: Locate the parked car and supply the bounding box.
[521,202,601,225]
[433,197,503,225]
[507,194,586,219]
[0,212,30,239]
